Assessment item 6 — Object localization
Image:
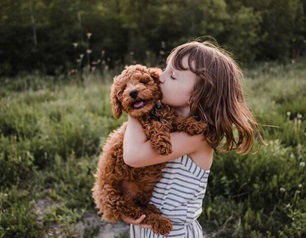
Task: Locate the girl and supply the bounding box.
[122,40,264,237]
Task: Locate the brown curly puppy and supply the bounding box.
[92,64,206,235]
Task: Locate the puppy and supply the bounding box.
[92,65,206,235]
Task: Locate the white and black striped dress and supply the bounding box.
[130,155,210,238]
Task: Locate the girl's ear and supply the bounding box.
[149,68,162,83]
[110,82,122,119]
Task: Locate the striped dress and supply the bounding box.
[130,155,210,238]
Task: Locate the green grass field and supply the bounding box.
[0,59,305,237]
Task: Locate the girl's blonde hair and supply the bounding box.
[168,41,264,153]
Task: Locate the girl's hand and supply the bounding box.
[122,215,152,229]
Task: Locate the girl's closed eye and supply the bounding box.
[170,74,176,80]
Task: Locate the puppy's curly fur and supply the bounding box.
[92,65,206,235]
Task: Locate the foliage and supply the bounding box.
[0,187,43,238]
[199,58,306,237]
[0,0,305,75]
[0,58,305,237]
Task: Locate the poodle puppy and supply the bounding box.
[92,64,206,235]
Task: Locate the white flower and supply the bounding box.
[280,187,286,193]
[299,162,305,167]
[87,32,92,39]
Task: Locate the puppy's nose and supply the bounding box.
[129,90,138,99]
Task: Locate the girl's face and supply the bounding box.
[159,55,197,116]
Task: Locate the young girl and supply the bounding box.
[122,41,264,237]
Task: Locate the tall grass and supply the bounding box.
[0,59,305,237]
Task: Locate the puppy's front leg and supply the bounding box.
[149,120,172,155]
[174,116,207,135]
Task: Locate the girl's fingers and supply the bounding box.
[133,214,146,224]
[121,215,153,229]
[122,214,145,225]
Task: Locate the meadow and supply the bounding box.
[0,59,305,238]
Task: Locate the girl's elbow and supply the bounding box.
[123,150,140,168]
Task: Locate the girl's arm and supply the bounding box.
[123,115,205,167]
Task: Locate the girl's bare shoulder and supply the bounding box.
[188,137,213,170]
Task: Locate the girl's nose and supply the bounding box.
[159,72,165,83]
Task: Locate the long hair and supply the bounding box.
[168,41,265,153]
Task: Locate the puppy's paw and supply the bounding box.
[156,143,172,156]
[151,217,173,235]
[185,121,207,135]
[151,135,172,156]
[176,117,207,135]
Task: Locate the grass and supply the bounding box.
[0,59,305,237]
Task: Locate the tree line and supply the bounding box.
[0,0,305,76]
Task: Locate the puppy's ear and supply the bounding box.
[110,82,122,119]
[149,68,162,83]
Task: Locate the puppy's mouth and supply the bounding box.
[133,100,146,109]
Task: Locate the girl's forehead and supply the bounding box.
[167,55,192,70]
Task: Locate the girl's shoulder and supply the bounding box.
[188,138,213,170]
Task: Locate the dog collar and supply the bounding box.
[155,100,162,109]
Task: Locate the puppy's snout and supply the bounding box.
[129,90,138,99]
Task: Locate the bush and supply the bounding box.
[0,187,43,238]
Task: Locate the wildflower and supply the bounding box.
[280,187,286,193]
[299,162,305,167]
[297,113,302,119]
[86,49,92,54]
[80,54,84,59]
[92,60,101,66]
[298,184,302,188]
[87,32,92,39]
[73,42,78,48]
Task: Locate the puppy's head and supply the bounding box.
[110,65,162,119]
